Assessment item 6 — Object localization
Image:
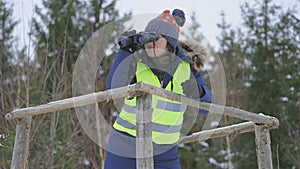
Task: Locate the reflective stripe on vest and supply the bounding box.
[113,61,190,144]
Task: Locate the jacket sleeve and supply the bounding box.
[106,49,133,89]
[193,70,213,114]
[177,46,213,114]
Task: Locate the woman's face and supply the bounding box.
[144,36,167,57]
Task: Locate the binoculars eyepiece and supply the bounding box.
[118,32,159,48]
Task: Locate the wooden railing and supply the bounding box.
[6,82,279,169]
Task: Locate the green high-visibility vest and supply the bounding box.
[113,61,190,144]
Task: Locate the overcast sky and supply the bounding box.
[11,0,299,51]
[115,0,299,49]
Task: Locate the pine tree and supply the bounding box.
[28,0,123,168]
[268,6,300,168]
[216,11,251,169]
[241,1,299,167]
[216,0,300,168]
[0,0,17,72]
[0,0,18,168]
[179,11,230,169]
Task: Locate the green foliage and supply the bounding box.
[0,1,18,168]
[0,0,17,72]
[27,0,123,168]
[0,128,15,167]
[217,0,300,168]
[180,0,299,168]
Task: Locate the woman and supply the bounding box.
[105,9,212,169]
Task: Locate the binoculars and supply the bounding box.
[118,31,159,48]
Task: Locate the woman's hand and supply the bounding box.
[181,79,203,98]
[118,30,137,53]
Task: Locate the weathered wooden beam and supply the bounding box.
[5,83,140,120]
[255,124,273,169]
[6,82,279,129]
[136,93,154,169]
[11,117,32,169]
[137,83,279,128]
[178,121,255,144]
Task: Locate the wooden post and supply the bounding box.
[254,124,273,169]
[136,94,154,169]
[11,117,32,169]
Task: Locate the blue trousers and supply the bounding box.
[104,129,181,169]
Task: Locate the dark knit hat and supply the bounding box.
[145,9,186,49]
